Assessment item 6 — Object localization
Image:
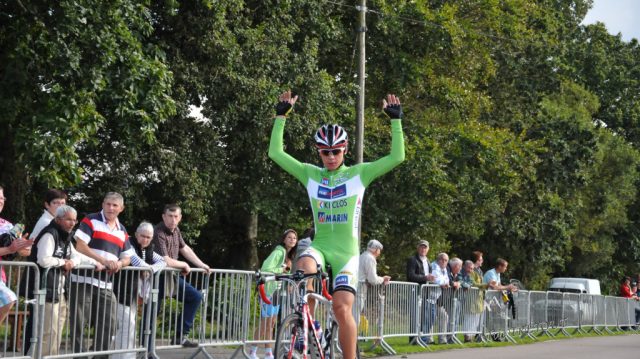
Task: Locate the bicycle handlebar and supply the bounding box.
[256,268,332,304]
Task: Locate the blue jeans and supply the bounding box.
[157,275,203,338]
[422,301,436,338]
[176,276,203,337]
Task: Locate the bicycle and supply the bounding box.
[256,268,342,359]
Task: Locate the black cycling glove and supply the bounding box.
[383,104,403,119]
[275,101,293,117]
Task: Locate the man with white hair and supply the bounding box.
[358,240,390,338]
[358,240,390,286]
[445,257,463,344]
[23,205,102,355]
[431,252,450,344]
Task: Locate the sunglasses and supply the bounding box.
[318,149,344,156]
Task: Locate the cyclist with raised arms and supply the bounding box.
[268,90,405,359]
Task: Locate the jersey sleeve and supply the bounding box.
[260,246,286,274]
[75,217,94,244]
[360,119,405,186]
[268,117,310,185]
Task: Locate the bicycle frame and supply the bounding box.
[257,269,334,359]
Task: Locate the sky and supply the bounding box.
[581,0,640,42]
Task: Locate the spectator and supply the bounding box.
[359,239,391,287]
[23,205,101,356]
[445,257,463,344]
[620,276,635,298]
[249,229,298,359]
[405,240,435,344]
[69,192,132,359]
[29,189,67,240]
[483,258,517,292]
[431,253,450,344]
[471,250,484,278]
[153,204,211,347]
[460,260,488,342]
[0,186,34,324]
[113,222,166,359]
[619,276,639,330]
[358,240,390,339]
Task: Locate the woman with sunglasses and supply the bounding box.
[268,91,405,359]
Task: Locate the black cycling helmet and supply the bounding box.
[314,124,348,149]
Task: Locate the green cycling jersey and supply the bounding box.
[268,117,405,291]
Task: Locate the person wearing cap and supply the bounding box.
[406,240,436,344]
[406,240,435,284]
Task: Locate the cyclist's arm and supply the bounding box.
[268,116,309,184]
[360,119,405,186]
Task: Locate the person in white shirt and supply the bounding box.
[29,189,67,240]
[23,205,102,356]
[358,240,390,286]
[358,240,390,321]
[430,252,450,344]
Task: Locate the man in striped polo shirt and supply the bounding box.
[69,192,132,358]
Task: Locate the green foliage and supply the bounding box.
[1,0,175,188]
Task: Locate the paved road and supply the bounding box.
[153,334,639,358]
[386,334,640,359]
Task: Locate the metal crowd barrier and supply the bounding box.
[195,269,255,359]
[148,267,208,359]
[507,290,535,340]
[48,265,153,359]
[590,294,606,334]
[483,290,516,343]
[528,291,549,336]
[356,281,417,354]
[604,296,618,332]
[4,259,640,358]
[0,261,39,359]
[379,281,419,349]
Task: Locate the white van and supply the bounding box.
[548,278,601,295]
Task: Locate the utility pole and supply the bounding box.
[355,0,366,164]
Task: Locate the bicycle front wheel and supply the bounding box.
[275,313,321,359]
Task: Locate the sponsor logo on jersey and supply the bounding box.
[318,212,348,223]
[321,177,329,185]
[317,184,347,199]
[317,199,348,209]
[334,275,349,286]
[338,270,353,276]
[353,197,362,229]
[334,175,348,185]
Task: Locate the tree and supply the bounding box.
[0,0,175,222]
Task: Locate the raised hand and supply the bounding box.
[275,90,299,117]
[382,94,403,119]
